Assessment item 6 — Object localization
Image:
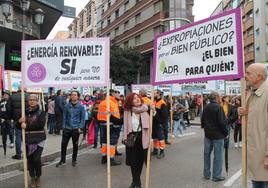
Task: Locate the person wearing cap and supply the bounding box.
[0,92,14,149]
[56,90,85,167]
[97,89,123,166]
[152,90,168,159]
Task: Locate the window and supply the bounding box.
[256,46,260,53]
[115,9,119,18]
[135,13,141,24]
[115,27,119,36]
[86,7,91,26]
[108,0,111,8]
[101,5,104,14]
[101,21,104,29]
[124,41,129,48]
[154,2,160,13]
[107,16,111,25]
[124,1,129,11]
[256,28,260,36]
[255,8,259,16]
[136,0,140,4]
[107,32,110,37]
[135,35,141,45]
[124,21,129,30]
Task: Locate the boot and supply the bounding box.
[152,148,158,155]
[101,156,107,164]
[110,158,121,166]
[157,150,165,159]
[35,177,41,188]
[30,177,36,188]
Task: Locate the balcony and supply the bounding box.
[243,0,253,16]
[243,17,253,31]
[244,34,254,47]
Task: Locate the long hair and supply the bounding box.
[123,93,143,111]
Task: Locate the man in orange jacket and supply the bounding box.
[97,89,123,166]
[139,89,151,106]
[152,90,168,159]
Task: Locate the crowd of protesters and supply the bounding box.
[0,67,266,188]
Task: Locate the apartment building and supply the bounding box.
[68,0,97,38]
[97,0,194,83]
[212,0,268,66]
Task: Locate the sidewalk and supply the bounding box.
[0,133,88,174]
[189,116,201,126]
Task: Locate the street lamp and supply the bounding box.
[0,0,45,30]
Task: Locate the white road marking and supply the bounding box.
[223,169,242,187]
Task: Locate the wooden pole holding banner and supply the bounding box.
[169,92,173,138]
[106,83,111,188]
[21,89,28,188]
[41,90,48,134]
[145,89,154,188]
[241,79,247,188]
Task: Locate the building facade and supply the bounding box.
[212,0,268,66]
[0,0,64,71]
[98,0,194,83]
[68,0,97,38]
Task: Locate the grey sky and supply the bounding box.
[47,0,222,39]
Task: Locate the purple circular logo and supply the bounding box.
[27,63,46,83]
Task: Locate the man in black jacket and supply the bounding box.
[54,90,66,135]
[6,87,29,160]
[201,91,228,182]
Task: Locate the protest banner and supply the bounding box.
[21,38,109,87]
[21,38,110,188]
[225,80,241,95]
[153,8,243,85]
[131,84,152,96]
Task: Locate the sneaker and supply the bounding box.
[111,158,121,166]
[234,143,238,148]
[12,155,21,160]
[56,161,66,167]
[239,142,243,147]
[157,150,165,159]
[10,143,14,148]
[212,176,225,182]
[152,149,158,156]
[101,156,107,164]
[72,161,77,167]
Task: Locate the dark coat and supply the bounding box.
[6,91,29,126]
[54,95,65,114]
[201,100,228,140]
[25,105,46,144]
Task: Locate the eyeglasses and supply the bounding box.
[29,99,37,101]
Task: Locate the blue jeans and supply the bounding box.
[203,137,224,180]
[173,119,183,136]
[48,114,56,134]
[252,181,268,188]
[14,126,22,156]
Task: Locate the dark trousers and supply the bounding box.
[60,129,80,162]
[183,112,190,126]
[164,118,169,141]
[94,120,103,146]
[48,114,56,134]
[55,112,63,135]
[234,124,242,143]
[83,119,91,138]
[0,121,14,144]
[27,146,43,178]
[126,132,147,186]
[102,125,120,145]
